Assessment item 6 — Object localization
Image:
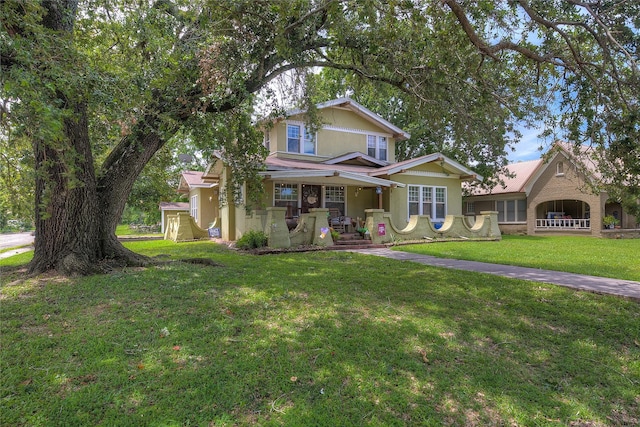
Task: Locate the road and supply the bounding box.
[0,232,35,251]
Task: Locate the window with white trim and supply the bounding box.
[408,185,446,220]
[190,195,198,221]
[367,135,387,161]
[274,183,299,215]
[324,186,345,215]
[556,161,564,176]
[496,199,527,222]
[287,124,316,155]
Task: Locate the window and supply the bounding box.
[324,186,345,215]
[287,124,316,155]
[274,183,299,215]
[408,185,446,220]
[496,199,526,222]
[466,202,475,214]
[556,161,564,176]
[367,135,387,161]
[274,183,298,201]
[287,125,300,153]
[190,195,198,221]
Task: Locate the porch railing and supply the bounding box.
[535,218,590,230]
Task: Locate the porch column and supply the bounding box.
[265,207,291,248]
[309,208,333,246]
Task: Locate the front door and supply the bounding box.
[301,185,322,213]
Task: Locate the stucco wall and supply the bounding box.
[387,174,464,229]
[161,208,188,233]
[271,107,397,162]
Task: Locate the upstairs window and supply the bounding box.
[367,135,387,161]
[556,161,564,176]
[287,124,316,155]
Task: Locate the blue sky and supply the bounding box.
[509,127,547,162]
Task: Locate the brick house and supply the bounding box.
[465,141,638,236]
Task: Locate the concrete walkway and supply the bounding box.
[348,247,640,300]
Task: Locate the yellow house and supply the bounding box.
[173,98,499,245]
[176,171,219,230]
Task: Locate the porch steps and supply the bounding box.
[331,234,386,250]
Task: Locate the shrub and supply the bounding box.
[236,230,268,249]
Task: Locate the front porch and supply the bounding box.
[534,200,592,233]
[245,207,501,248]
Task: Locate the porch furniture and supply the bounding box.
[329,208,349,233]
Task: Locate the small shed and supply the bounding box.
[159,202,189,233]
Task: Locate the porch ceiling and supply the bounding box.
[259,170,405,188]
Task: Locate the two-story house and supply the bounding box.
[176,97,495,244]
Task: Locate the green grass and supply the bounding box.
[396,235,640,282]
[1,240,639,426]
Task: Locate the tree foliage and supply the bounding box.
[1,0,638,274]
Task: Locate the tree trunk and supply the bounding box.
[28,103,167,275]
[29,102,106,275]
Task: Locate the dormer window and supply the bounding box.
[556,161,564,176]
[287,123,316,155]
[367,135,387,161]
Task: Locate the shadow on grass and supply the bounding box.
[1,245,638,426]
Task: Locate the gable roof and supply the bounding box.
[285,97,411,141]
[370,153,482,182]
[178,171,218,193]
[323,151,389,167]
[470,141,599,196]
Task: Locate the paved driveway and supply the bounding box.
[0,232,34,250]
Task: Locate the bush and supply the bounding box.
[236,230,268,250]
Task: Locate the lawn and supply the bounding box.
[1,240,639,426]
[396,235,640,282]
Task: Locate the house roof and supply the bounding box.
[370,153,483,182]
[285,97,411,141]
[159,202,189,211]
[265,155,376,174]
[323,151,389,167]
[470,141,599,197]
[262,155,404,187]
[178,171,218,193]
[471,159,543,196]
[262,151,482,187]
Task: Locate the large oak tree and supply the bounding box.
[1,0,638,275]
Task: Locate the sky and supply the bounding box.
[509,127,547,163]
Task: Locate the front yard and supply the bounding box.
[1,239,639,426]
[397,235,640,282]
